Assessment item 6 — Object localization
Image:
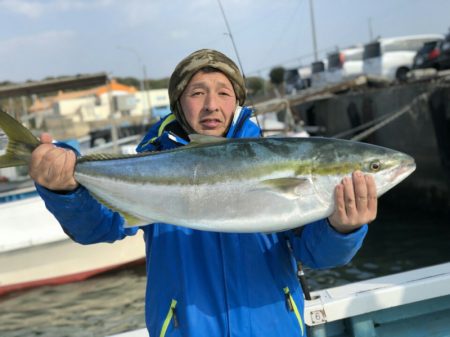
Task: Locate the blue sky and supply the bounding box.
[1,0,449,83]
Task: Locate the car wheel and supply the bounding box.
[396,67,409,82]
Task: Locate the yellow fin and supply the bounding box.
[0,108,40,168]
[258,177,312,200]
[88,190,149,227]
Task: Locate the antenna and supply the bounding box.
[216,0,246,79]
[309,0,319,61]
[216,0,262,136]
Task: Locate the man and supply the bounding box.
[30,49,376,337]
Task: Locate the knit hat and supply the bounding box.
[168,49,246,133]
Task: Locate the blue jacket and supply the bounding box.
[37,107,367,337]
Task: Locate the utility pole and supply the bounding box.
[309,0,319,61]
[117,46,152,120]
[368,17,374,41]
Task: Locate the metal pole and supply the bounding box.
[106,77,119,153]
[117,46,150,116]
[217,0,246,78]
[368,17,374,41]
[309,0,319,61]
[142,64,152,121]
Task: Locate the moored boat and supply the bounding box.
[106,262,450,337]
[0,195,145,296]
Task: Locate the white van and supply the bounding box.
[363,34,444,82]
[326,45,364,84]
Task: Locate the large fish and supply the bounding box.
[0,109,415,233]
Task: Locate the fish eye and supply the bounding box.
[370,160,381,172]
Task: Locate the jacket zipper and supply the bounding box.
[284,287,305,336]
[159,299,179,337]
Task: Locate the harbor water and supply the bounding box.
[1,201,449,337]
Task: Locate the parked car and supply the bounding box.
[326,45,364,84]
[363,34,444,82]
[425,32,450,70]
[310,60,328,88]
[284,68,304,95]
[298,65,312,88]
[436,32,450,70]
[284,66,312,95]
[412,39,444,69]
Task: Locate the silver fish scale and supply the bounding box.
[74,137,416,232]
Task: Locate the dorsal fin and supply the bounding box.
[187,134,227,146]
[77,151,152,164]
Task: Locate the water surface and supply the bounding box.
[1,203,449,337]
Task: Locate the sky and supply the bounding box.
[1,0,450,83]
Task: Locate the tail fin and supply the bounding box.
[0,109,40,168]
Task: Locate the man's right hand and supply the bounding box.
[29,133,79,191]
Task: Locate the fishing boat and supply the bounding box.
[107,262,450,337]
[0,195,145,296]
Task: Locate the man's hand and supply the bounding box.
[328,171,377,233]
[29,133,79,191]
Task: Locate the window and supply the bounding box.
[363,42,381,59]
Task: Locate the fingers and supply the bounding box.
[328,170,378,233]
[39,133,53,144]
[342,175,357,219]
[29,141,78,191]
[353,171,368,212]
[333,183,347,222]
[366,175,378,221]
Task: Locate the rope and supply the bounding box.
[331,93,429,141]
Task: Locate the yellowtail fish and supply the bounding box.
[0,109,415,232]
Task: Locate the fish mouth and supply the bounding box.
[391,158,416,182]
[377,157,416,196]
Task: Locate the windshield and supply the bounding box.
[363,42,381,59]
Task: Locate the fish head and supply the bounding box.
[311,138,416,198]
[357,146,416,197]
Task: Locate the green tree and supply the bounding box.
[246,76,265,96]
[269,67,285,97]
[116,77,140,89]
[269,67,285,86]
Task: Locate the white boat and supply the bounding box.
[0,195,145,296]
[107,262,450,337]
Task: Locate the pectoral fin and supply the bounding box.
[258,177,313,200]
[89,191,152,227]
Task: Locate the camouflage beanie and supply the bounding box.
[169,49,246,133]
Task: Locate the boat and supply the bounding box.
[0,195,145,296]
[305,262,450,337]
[106,262,450,337]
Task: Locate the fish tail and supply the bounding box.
[0,108,40,168]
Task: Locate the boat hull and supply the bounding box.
[0,196,145,296]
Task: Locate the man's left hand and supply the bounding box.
[328,171,377,233]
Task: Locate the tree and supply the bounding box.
[116,77,140,89]
[269,66,285,97]
[245,76,265,96]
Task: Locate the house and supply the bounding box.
[27,80,170,139]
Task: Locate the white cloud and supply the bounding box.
[0,0,114,18]
[0,0,44,18]
[0,30,76,53]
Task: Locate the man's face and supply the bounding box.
[179,70,237,136]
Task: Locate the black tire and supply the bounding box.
[396,67,409,82]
